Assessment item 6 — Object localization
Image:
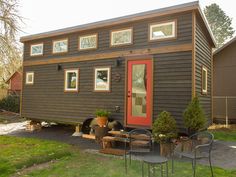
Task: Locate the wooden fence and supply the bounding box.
[0,89,7,100]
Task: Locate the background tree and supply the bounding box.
[0,0,22,88]
[204,3,235,48]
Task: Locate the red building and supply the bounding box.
[6,71,22,95]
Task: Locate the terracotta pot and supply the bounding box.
[96,116,108,127]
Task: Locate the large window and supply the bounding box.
[79,34,97,50]
[94,67,111,92]
[64,69,79,92]
[202,66,208,94]
[53,39,68,53]
[149,20,176,41]
[30,43,43,56]
[110,28,132,46]
[25,72,34,85]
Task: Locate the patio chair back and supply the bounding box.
[189,131,214,155]
[128,128,153,152]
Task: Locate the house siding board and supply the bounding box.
[23,12,192,61]
[195,17,212,122]
[22,51,192,129]
[153,52,192,129]
[22,58,126,123]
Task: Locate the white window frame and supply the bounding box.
[79,34,97,50]
[202,66,208,94]
[64,69,79,92]
[30,43,43,56]
[53,39,68,54]
[110,28,133,46]
[26,72,34,85]
[94,67,111,92]
[149,21,176,41]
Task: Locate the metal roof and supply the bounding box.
[20,1,216,47]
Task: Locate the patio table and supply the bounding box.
[141,155,168,177]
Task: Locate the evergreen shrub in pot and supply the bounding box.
[183,96,207,135]
[152,111,177,156]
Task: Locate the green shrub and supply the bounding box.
[95,109,111,117]
[152,111,177,143]
[183,96,206,134]
[0,95,20,113]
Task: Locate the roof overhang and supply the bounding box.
[213,36,236,55]
[20,1,216,47]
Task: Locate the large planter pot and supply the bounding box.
[160,142,173,157]
[96,116,108,127]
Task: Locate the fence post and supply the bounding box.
[225,96,228,128]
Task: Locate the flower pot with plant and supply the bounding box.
[152,111,177,157]
[95,109,111,127]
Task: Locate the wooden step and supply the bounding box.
[99,148,126,156]
[82,134,96,140]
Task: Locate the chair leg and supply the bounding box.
[193,158,196,177]
[129,152,131,165]
[166,161,168,177]
[209,155,214,177]
[161,164,163,177]
[125,153,127,174]
[171,155,174,174]
[142,161,144,177]
[148,163,150,177]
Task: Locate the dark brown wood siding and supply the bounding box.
[21,11,194,130]
[153,51,192,130]
[195,16,212,123]
[23,11,192,62]
[22,58,125,124]
[22,51,192,129]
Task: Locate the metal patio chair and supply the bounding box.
[124,128,154,172]
[172,131,214,177]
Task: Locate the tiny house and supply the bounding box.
[20,1,215,130]
[213,37,236,124]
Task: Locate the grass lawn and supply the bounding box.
[210,130,236,142]
[0,135,236,177]
[209,124,236,142]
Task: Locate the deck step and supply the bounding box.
[82,134,96,140]
[99,148,126,156]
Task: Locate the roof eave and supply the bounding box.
[20,1,200,43]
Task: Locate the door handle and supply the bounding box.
[127,91,131,98]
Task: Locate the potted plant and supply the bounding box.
[183,96,206,135]
[152,111,177,157]
[95,109,111,127]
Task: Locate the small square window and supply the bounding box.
[64,69,79,92]
[79,34,97,50]
[30,43,43,56]
[26,72,34,85]
[53,39,68,53]
[202,66,208,94]
[149,20,176,41]
[110,28,132,46]
[94,67,111,92]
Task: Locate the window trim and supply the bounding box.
[149,20,177,41]
[25,72,34,85]
[53,38,68,54]
[78,33,98,51]
[202,66,208,94]
[93,66,111,92]
[64,69,79,92]
[110,27,133,47]
[30,43,43,56]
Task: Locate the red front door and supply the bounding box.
[126,59,152,127]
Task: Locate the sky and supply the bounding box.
[19,0,236,38]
